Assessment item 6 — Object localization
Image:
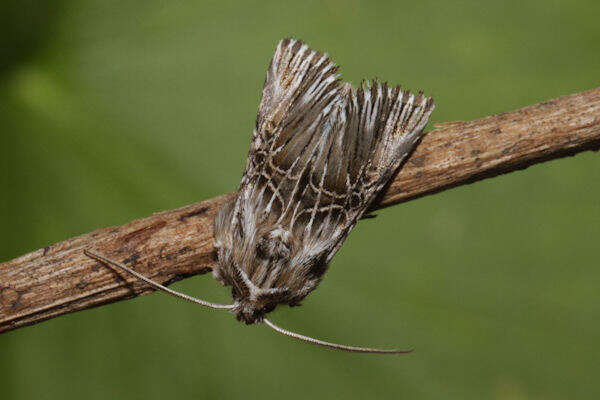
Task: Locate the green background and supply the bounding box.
[2,1,599,399]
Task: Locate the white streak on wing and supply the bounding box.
[362,87,371,122]
[404,94,422,133]
[287,39,297,50]
[397,93,414,131]
[414,98,435,134]
[289,51,315,91]
[370,82,382,131]
[304,69,334,101]
[384,89,403,135]
[406,93,415,111]
[288,102,337,229]
[288,47,308,81]
[303,94,349,242]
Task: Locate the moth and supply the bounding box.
[86,38,434,354]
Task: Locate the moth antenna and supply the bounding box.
[263,318,413,354]
[84,250,234,310]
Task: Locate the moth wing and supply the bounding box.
[312,81,435,263]
[243,38,342,181]
[215,38,343,275]
[282,80,435,266]
[241,40,435,260]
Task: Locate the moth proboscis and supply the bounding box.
[86,38,434,354]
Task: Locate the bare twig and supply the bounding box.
[1,87,599,334]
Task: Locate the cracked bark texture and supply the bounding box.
[1,87,599,334]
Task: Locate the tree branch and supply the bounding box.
[1,87,599,334]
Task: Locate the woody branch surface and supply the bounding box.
[1,87,599,334]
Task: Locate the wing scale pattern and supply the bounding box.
[213,39,434,321]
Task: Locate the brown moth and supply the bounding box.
[86,38,434,354]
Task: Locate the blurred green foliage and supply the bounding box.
[1,1,599,399]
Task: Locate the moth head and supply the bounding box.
[231,295,277,325]
[213,212,308,324]
[227,265,292,325]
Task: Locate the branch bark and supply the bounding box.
[1,87,599,334]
